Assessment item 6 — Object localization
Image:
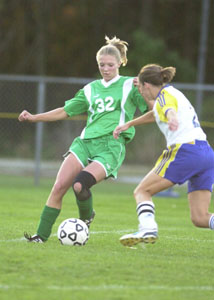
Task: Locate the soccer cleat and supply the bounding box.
[119,230,158,247]
[83,210,96,228]
[24,232,44,243]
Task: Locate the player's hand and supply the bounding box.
[168,118,179,131]
[166,108,179,131]
[113,124,130,139]
[18,110,35,122]
[133,77,139,87]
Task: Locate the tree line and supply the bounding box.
[0,0,213,83]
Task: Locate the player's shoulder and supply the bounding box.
[118,76,135,90]
[120,75,133,80]
[84,79,100,88]
[158,84,177,101]
[119,75,134,82]
[162,84,181,97]
[162,85,188,104]
[82,79,102,95]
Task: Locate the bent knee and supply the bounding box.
[133,186,151,199]
[52,180,68,195]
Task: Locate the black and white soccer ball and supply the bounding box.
[57,218,89,246]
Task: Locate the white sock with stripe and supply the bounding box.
[136,201,157,231]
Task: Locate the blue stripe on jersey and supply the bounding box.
[156,93,166,108]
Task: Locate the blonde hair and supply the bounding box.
[96,36,128,66]
[138,64,176,86]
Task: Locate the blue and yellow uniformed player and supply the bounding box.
[18,36,150,243]
[114,64,214,247]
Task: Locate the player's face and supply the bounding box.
[98,55,121,82]
[139,82,153,101]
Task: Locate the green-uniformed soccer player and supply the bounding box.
[18,36,151,243]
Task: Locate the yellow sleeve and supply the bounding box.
[156,90,178,122]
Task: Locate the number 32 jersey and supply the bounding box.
[64,75,148,142]
[153,84,206,147]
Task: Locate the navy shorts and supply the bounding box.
[153,140,214,193]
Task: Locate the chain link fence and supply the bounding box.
[1,74,214,183]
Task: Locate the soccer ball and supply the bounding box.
[57,218,89,246]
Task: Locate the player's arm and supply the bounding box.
[18,107,68,123]
[113,110,155,139]
[159,93,179,131]
[165,108,179,131]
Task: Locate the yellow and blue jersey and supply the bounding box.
[153,84,206,147]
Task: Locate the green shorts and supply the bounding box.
[66,135,126,178]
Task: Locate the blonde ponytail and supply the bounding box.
[96,36,128,66]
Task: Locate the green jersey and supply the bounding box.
[64,75,148,143]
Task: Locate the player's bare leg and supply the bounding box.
[47,153,83,209]
[188,190,213,228]
[25,153,83,242]
[120,170,174,247]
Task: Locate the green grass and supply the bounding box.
[0,174,214,300]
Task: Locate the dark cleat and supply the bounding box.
[24,232,44,243]
[83,211,96,228]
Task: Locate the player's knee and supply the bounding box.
[73,182,82,194]
[133,186,150,201]
[53,180,67,196]
[134,186,141,198]
[72,171,96,201]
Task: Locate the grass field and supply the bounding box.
[0,174,214,300]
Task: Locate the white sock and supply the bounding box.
[136,201,157,230]
[209,215,214,230]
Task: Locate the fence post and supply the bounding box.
[196,0,210,118]
[34,80,46,186]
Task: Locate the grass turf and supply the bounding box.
[0,174,214,300]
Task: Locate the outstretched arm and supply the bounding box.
[113,110,155,139]
[18,107,68,123]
